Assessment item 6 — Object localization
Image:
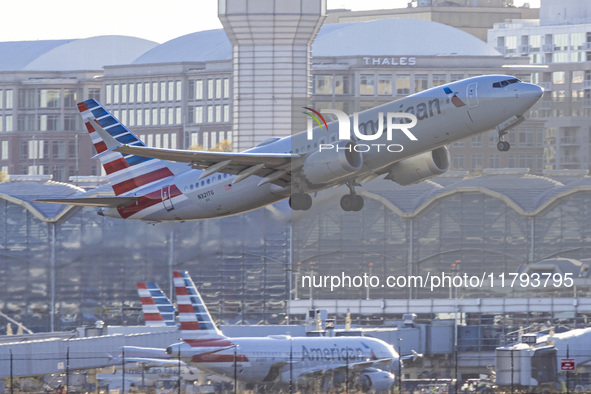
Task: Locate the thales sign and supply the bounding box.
[362,56,417,66]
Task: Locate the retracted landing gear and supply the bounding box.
[497,130,511,152]
[340,182,364,212]
[289,193,312,211]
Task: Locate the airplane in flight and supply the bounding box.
[146,270,401,392]
[36,75,542,221]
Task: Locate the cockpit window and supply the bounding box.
[492,78,521,88]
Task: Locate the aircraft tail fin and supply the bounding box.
[77,99,175,196]
[136,282,177,327]
[173,270,224,337]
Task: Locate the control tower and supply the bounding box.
[218,0,326,151]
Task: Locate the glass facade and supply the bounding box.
[291,176,591,302]
[0,196,289,333]
[1,173,590,333]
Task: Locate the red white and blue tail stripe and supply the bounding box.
[77,99,186,219]
[173,270,223,337]
[77,99,175,196]
[136,282,177,327]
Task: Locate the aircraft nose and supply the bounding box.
[520,83,543,99]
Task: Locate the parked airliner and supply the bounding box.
[36,75,542,220]
[162,270,399,392]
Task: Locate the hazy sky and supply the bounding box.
[1,0,541,44]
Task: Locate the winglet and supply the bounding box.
[89,119,123,151]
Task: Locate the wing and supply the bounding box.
[113,357,186,367]
[114,145,298,187]
[33,196,139,207]
[88,118,299,187]
[299,358,393,377]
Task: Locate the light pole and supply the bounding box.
[294,262,302,301]
[233,344,239,394]
[398,338,402,393]
[366,262,373,300]
[452,260,460,392]
[308,262,316,310]
[289,338,293,394]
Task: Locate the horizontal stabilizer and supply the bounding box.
[121,346,168,358]
[109,356,187,367]
[34,196,138,207]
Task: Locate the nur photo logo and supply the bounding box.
[303,107,418,153]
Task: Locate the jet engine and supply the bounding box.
[302,140,363,185]
[357,370,395,392]
[385,146,450,186]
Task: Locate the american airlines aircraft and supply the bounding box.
[36,75,542,221]
[162,270,400,392]
[136,281,177,327]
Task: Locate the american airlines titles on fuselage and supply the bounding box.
[140,271,400,391]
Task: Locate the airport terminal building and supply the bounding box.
[1,170,590,336]
[488,0,591,171]
[0,1,591,385]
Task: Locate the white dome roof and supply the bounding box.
[312,18,500,57]
[0,36,158,71]
[132,18,499,64]
[25,35,158,71]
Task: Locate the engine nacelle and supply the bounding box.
[302,140,363,185]
[357,370,395,392]
[385,146,450,186]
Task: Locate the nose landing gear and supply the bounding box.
[497,129,510,152]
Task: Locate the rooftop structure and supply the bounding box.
[324,2,539,41]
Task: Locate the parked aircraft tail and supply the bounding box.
[173,270,224,338]
[136,281,177,327]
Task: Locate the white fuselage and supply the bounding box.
[100,75,542,221]
[171,336,398,385]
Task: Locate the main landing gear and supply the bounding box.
[497,140,510,152]
[497,130,511,152]
[340,182,364,212]
[289,192,312,211]
[289,182,365,212]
